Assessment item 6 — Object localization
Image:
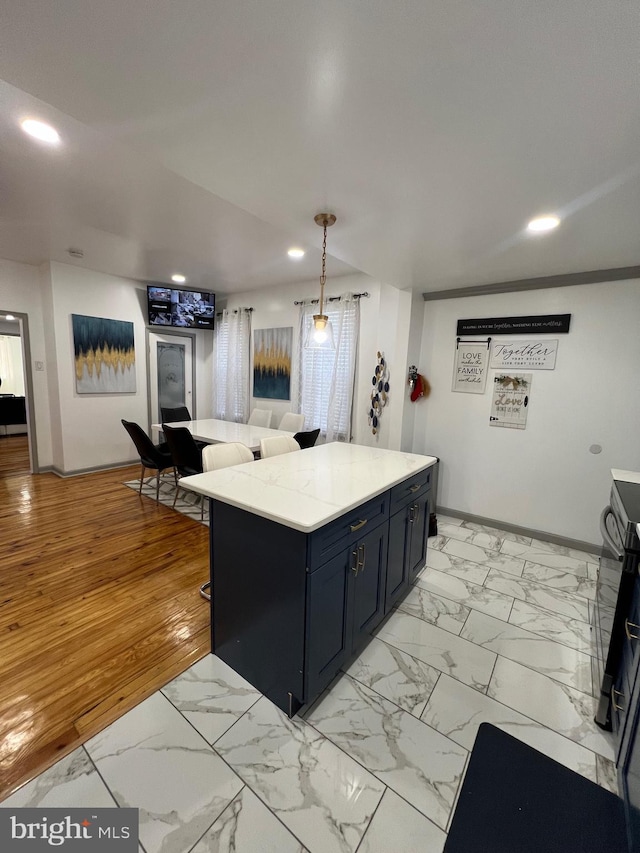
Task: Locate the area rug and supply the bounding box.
[123,477,209,526]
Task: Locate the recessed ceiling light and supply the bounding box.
[171,273,187,283]
[4,314,16,321]
[288,248,305,259]
[527,215,560,233]
[20,119,60,144]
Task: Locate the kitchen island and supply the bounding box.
[181,442,438,715]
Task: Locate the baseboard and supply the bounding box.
[436,506,600,555]
[51,459,139,478]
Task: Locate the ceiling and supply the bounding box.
[0,1,638,296]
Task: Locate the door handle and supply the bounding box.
[600,506,624,561]
[350,549,359,575]
[626,619,640,641]
[357,543,366,574]
[612,688,626,713]
[408,505,415,523]
[350,519,368,533]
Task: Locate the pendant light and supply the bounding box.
[305,212,336,349]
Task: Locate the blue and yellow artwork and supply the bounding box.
[253,327,292,400]
[72,314,136,394]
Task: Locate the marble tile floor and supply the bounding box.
[1,517,617,853]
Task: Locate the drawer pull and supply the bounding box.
[409,484,421,493]
[350,518,368,532]
[626,619,640,641]
[612,688,626,713]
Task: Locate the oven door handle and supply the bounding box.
[600,505,624,561]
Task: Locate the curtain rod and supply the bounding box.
[215,307,253,317]
[293,291,369,306]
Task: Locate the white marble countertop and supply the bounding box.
[612,469,640,485]
[180,442,438,533]
[151,418,295,452]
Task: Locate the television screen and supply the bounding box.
[147,286,215,330]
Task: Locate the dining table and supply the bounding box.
[151,417,296,453]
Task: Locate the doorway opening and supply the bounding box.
[0,311,38,476]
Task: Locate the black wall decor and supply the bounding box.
[457,314,571,336]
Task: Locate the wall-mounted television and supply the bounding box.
[147,286,215,330]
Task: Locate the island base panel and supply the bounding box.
[211,500,307,715]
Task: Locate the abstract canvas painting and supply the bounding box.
[253,327,292,400]
[72,314,136,393]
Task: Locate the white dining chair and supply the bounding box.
[278,412,304,432]
[199,442,254,600]
[259,435,301,459]
[247,408,273,428]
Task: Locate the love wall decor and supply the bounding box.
[452,339,490,394]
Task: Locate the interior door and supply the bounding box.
[148,331,195,424]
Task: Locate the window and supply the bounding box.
[213,309,251,422]
[297,297,360,442]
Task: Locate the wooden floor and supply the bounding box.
[0,436,211,799]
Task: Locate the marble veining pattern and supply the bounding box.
[343,636,441,717]
[161,654,261,744]
[488,657,615,760]
[396,584,471,635]
[421,673,598,782]
[191,786,306,853]
[460,610,593,693]
[416,567,513,621]
[84,692,244,853]
[443,538,526,578]
[508,599,594,655]
[215,696,385,853]
[485,568,590,622]
[2,518,620,849]
[306,674,467,830]
[375,610,497,692]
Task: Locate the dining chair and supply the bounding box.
[162,424,205,516]
[247,408,272,428]
[121,419,174,502]
[259,435,301,459]
[199,442,254,600]
[278,412,304,432]
[293,428,321,449]
[160,405,192,423]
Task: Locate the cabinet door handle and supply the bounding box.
[357,543,366,574]
[351,549,359,575]
[626,619,640,641]
[612,688,626,713]
[409,484,421,493]
[350,518,368,532]
[408,505,415,523]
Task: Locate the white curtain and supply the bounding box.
[0,336,17,393]
[213,309,251,422]
[297,295,360,442]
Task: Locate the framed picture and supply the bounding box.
[253,327,293,400]
[72,314,136,394]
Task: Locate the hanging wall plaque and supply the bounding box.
[368,351,389,435]
[452,339,490,393]
[489,373,532,429]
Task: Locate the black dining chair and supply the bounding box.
[160,405,192,423]
[162,424,205,517]
[293,428,320,449]
[121,419,174,502]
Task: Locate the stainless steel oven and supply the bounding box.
[594,478,640,729]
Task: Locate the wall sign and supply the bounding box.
[452,340,489,393]
[489,373,532,429]
[490,339,558,370]
[457,314,571,336]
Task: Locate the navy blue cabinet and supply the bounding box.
[209,467,432,716]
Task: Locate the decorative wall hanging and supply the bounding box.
[489,373,532,429]
[452,338,490,393]
[408,365,430,401]
[457,314,571,336]
[368,351,389,435]
[72,314,136,394]
[253,327,293,400]
[490,339,558,370]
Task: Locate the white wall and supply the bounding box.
[0,258,53,467]
[221,273,413,447]
[46,262,214,473]
[415,279,640,544]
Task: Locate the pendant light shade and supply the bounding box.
[305,213,336,350]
